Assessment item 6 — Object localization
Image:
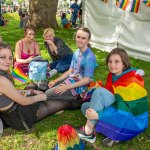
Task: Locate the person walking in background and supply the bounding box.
[70,0,80,28]
[19,13,25,28]
[22,12,29,28]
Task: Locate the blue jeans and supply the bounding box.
[50,54,72,73]
[81,87,115,125]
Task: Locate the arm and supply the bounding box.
[0,76,47,106]
[15,40,27,63]
[48,68,73,88]
[15,41,32,63]
[45,40,58,54]
[54,77,90,95]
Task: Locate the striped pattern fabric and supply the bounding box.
[116,0,140,13]
[12,66,28,83]
[143,0,150,7]
[54,125,85,150]
[96,69,148,141]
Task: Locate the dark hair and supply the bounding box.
[106,48,131,71]
[0,42,11,50]
[24,27,35,36]
[61,13,66,19]
[75,27,91,48]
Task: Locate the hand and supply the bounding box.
[54,84,69,95]
[45,39,53,46]
[86,109,98,120]
[33,90,44,95]
[26,56,34,63]
[48,80,56,88]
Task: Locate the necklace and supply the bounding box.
[24,40,32,54]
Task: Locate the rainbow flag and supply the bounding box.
[12,66,28,83]
[96,69,148,141]
[116,0,140,13]
[54,125,85,150]
[81,80,102,101]
[143,0,150,7]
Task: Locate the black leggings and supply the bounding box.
[25,83,83,122]
[37,99,83,121]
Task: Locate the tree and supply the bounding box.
[5,0,13,5]
[28,0,59,29]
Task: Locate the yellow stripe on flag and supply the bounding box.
[113,83,147,101]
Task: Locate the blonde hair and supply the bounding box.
[43,28,55,37]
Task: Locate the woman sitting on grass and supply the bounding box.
[14,27,40,74]
[0,43,82,132]
[76,48,148,147]
[43,28,73,78]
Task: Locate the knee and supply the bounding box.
[45,89,54,98]
[93,87,107,97]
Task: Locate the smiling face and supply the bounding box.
[75,30,90,52]
[0,48,13,71]
[44,31,54,41]
[108,54,124,76]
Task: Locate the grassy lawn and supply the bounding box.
[0,12,150,150]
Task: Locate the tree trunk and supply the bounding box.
[28,0,58,29]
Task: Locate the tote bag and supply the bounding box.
[29,60,48,81]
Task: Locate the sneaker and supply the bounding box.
[102,138,119,147]
[76,126,96,143]
[37,80,48,91]
[46,69,58,78]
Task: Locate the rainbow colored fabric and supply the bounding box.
[54,125,85,150]
[143,0,150,7]
[12,66,28,83]
[81,80,102,101]
[96,69,148,141]
[116,0,140,13]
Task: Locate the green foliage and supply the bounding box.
[5,0,13,5]
[0,12,150,150]
[17,0,24,5]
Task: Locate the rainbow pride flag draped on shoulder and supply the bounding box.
[96,69,148,141]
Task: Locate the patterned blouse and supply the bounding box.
[44,37,73,61]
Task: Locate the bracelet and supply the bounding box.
[29,89,34,95]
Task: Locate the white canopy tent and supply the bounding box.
[82,0,150,62]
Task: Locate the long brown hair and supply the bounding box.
[0,42,14,83]
[24,27,35,37]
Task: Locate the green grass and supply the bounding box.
[0,12,150,150]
